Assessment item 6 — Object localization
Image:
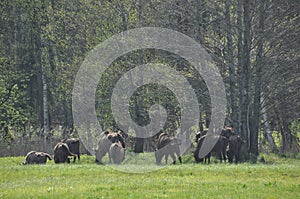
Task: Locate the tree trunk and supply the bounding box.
[132,0,145,153]
[261,95,278,153]
[225,0,239,133]
[236,0,243,135]
[277,113,300,156]
[239,0,251,160]
[205,111,210,128]
[241,0,251,141]
[40,0,50,150]
[249,0,265,160]
[41,55,49,148]
[196,0,204,44]
[199,112,204,132]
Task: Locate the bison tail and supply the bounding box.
[46,153,52,160]
[69,151,78,157]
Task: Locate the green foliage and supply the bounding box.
[0,0,299,159]
[0,155,300,198]
[290,119,300,140]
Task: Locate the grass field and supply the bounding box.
[0,154,299,199]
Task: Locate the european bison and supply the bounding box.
[61,138,80,163]
[109,141,125,164]
[227,134,245,164]
[194,134,228,163]
[194,127,234,163]
[23,151,52,164]
[95,130,126,163]
[155,133,182,165]
[54,142,77,163]
[221,126,235,139]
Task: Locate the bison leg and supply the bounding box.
[205,152,211,164]
[95,150,107,164]
[205,156,209,164]
[235,153,239,164]
[222,151,227,162]
[227,151,234,163]
[178,156,182,164]
[165,154,169,164]
[194,150,201,163]
[169,153,176,164]
[174,148,182,164]
[155,150,163,165]
[218,152,223,163]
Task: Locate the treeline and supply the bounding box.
[0,0,299,159]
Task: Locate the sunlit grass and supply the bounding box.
[0,154,299,198]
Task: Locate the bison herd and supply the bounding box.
[193,127,245,164]
[23,138,80,165]
[23,127,245,165]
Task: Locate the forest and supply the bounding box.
[0,0,299,161]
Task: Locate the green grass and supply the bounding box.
[0,154,299,198]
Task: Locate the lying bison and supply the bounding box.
[227,134,245,164]
[23,151,52,164]
[54,142,77,163]
[95,130,126,163]
[109,141,125,164]
[194,134,228,163]
[155,133,182,165]
[61,138,80,163]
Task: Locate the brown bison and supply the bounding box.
[194,127,234,163]
[23,151,52,164]
[109,141,125,164]
[95,131,126,163]
[221,126,235,139]
[227,134,245,164]
[54,142,77,163]
[155,133,182,165]
[194,134,228,163]
[61,138,80,163]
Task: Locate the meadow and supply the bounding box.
[0,154,299,199]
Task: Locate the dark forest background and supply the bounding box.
[0,0,299,160]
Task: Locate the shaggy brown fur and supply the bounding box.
[194,127,234,163]
[194,134,228,163]
[61,138,80,163]
[109,141,125,164]
[221,126,235,139]
[54,142,77,164]
[155,133,182,165]
[23,151,52,164]
[227,134,245,164]
[95,131,126,163]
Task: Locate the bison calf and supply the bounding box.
[23,151,52,165]
[54,142,77,164]
[109,141,125,164]
[95,131,126,163]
